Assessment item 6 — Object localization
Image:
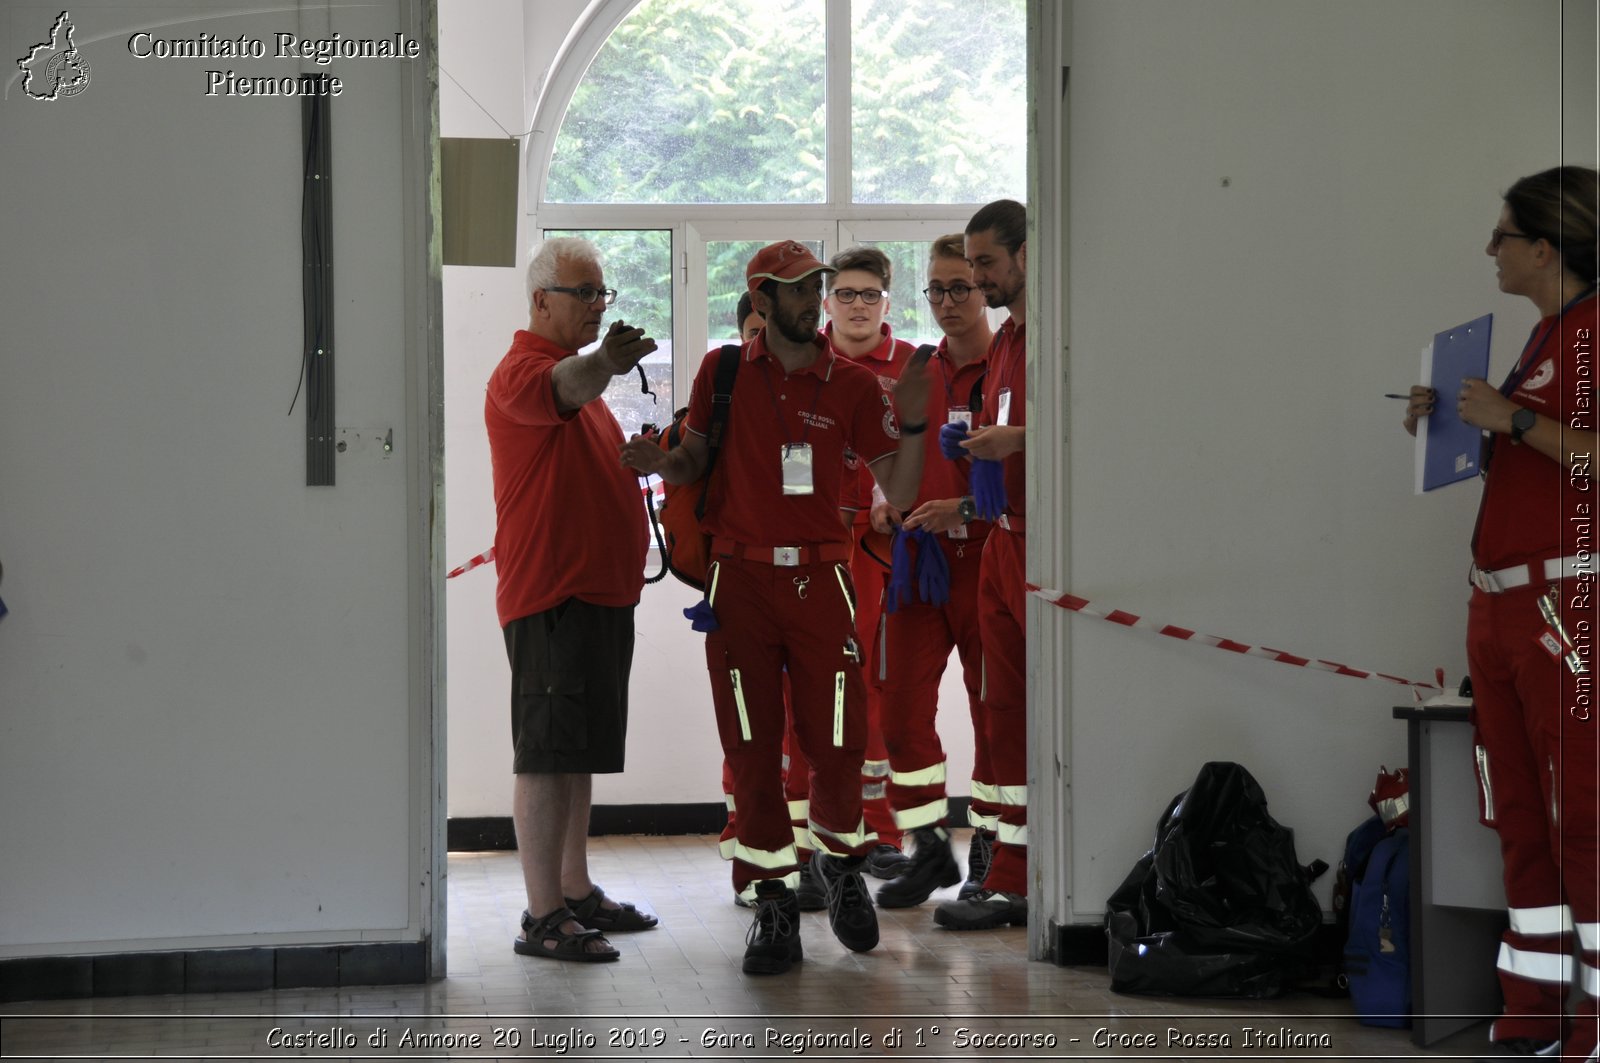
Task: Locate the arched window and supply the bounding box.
[528,0,1025,435]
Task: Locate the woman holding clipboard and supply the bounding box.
[1407,166,1599,1060]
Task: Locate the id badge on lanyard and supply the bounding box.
[946,406,971,540]
[996,388,1013,427]
[782,443,815,495]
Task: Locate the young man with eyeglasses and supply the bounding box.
[817,246,919,884]
[486,237,662,963]
[932,199,1030,932]
[874,233,999,910]
[620,241,930,975]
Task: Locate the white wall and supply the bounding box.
[441,0,978,817]
[0,0,437,956]
[1053,0,1597,921]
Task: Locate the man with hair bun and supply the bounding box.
[934,199,1031,932]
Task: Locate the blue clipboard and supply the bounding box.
[1416,313,1492,493]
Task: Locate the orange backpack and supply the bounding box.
[643,344,740,590]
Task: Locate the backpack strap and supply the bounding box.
[694,344,742,522]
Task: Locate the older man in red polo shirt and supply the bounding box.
[622,241,929,975]
[487,237,661,964]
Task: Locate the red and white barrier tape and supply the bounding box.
[1026,583,1445,698]
[447,480,664,580]
[447,549,494,579]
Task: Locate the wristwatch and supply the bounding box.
[957,496,977,524]
[1510,407,1536,443]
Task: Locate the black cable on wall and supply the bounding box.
[302,94,334,486]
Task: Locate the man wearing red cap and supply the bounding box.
[622,240,929,975]
[932,199,1030,932]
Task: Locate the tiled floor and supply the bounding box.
[3,833,1500,1061]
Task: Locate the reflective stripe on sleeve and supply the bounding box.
[1584,959,1600,999]
[862,781,887,800]
[1580,922,1600,951]
[863,758,891,779]
[787,799,810,822]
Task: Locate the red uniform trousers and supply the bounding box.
[779,540,904,859]
[1468,580,1599,1057]
[978,523,1028,896]
[877,532,992,833]
[853,538,903,847]
[706,553,877,894]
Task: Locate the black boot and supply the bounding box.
[812,854,879,952]
[794,857,828,911]
[742,879,802,975]
[960,828,995,900]
[876,827,961,908]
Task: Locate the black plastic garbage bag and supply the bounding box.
[1106,761,1323,998]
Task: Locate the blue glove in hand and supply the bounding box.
[970,458,1008,521]
[683,598,719,633]
[913,528,950,607]
[939,420,969,461]
[886,531,917,615]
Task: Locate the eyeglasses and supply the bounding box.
[1490,228,1538,251]
[829,288,886,305]
[546,285,618,306]
[923,283,975,304]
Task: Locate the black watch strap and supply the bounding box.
[1510,407,1536,442]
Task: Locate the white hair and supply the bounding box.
[526,237,602,303]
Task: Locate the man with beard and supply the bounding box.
[621,241,929,974]
[933,199,1031,931]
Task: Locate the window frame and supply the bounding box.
[524,0,1009,409]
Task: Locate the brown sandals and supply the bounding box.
[513,907,619,963]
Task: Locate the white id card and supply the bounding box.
[948,405,971,427]
[782,443,814,495]
[996,388,1012,426]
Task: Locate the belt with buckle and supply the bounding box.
[711,539,853,567]
[995,513,1025,533]
[1470,554,1590,593]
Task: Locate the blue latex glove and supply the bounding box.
[885,530,917,615]
[913,528,950,607]
[970,458,1007,521]
[683,598,719,633]
[939,420,969,461]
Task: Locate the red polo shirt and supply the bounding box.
[685,332,900,546]
[980,317,1027,518]
[914,338,993,535]
[827,323,917,518]
[485,330,648,626]
[1473,292,1598,571]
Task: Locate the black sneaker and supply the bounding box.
[959,829,994,899]
[864,842,912,880]
[813,854,880,952]
[794,859,827,911]
[742,879,802,975]
[933,888,1027,930]
[1491,1037,1562,1057]
[877,827,961,908]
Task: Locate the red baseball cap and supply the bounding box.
[746,241,834,293]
